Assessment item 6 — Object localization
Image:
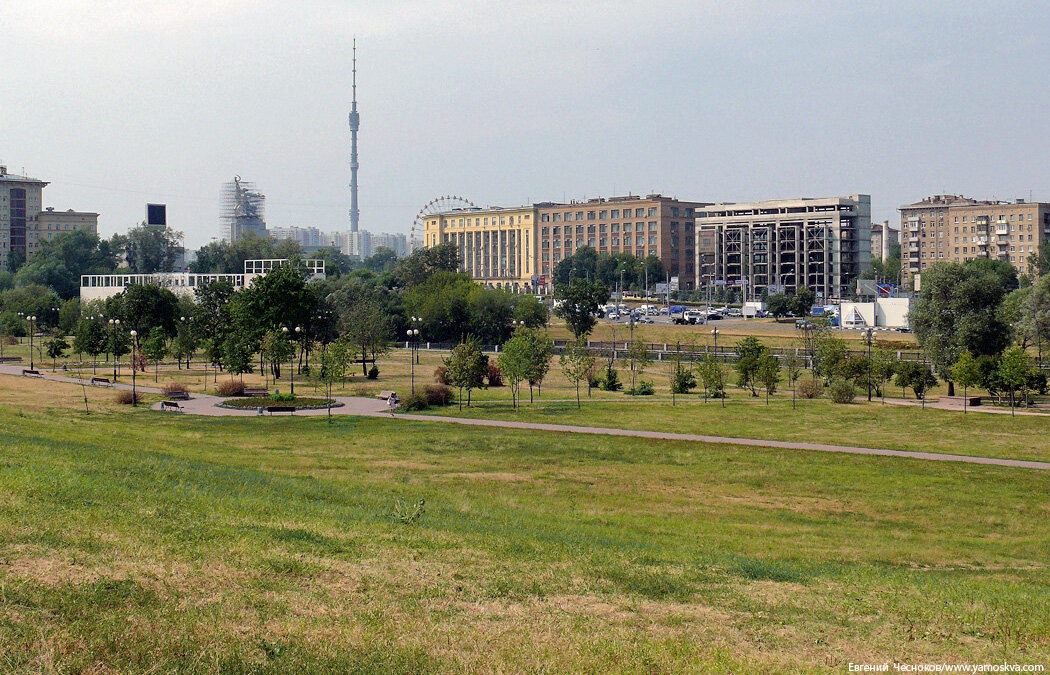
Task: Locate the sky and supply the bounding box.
[2,1,1049,249]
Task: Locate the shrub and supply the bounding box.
[401,393,429,411]
[367,365,379,380]
[671,367,696,394]
[161,382,188,397]
[627,380,655,396]
[600,364,622,391]
[797,378,823,399]
[352,385,375,397]
[269,393,294,402]
[115,390,141,405]
[586,364,602,390]
[215,379,245,396]
[422,384,454,406]
[830,380,856,404]
[487,363,503,387]
[2,336,16,346]
[434,365,451,385]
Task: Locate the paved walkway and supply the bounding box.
[4,364,1048,471]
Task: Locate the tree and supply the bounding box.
[767,294,793,320]
[792,287,816,319]
[697,353,727,407]
[444,339,484,410]
[555,279,610,340]
[13,230,119,299]
[45,334,68,370]
[870,348,896,403]
[119,283,180,337]
[894,361,937,406]
[221,329,255,384]
[514,295,549,328]
[910,260,1013,395]
[344,299,390,376]
[318,340,351,423]
[1028,247,1050,277]
[999,346,1033,415]
[559,339,595,409]
[498,328,533,409]
[523,329,554,402]
[120,224,184,274]
[814,336,848,385]
[1019,275,1050,361]
[142,326,168,381]
[783,355,803,409]
[260,329,295,382]
[735,335,765,396]
[623,339,651,393]
[73,318,106,374]
[172,319,199,369]
[950,351,983,414]
[757,352,781,404]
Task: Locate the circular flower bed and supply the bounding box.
[218,396,340,410]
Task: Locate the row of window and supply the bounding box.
[542,222,660,235]
[541,206,663,222]
[542,235,661,248]
[437,214,531,228]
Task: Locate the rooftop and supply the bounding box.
[0,165,48,186]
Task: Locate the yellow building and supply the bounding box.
[423,206,537,291]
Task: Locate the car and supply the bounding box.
[707,312,723,320]
[639,316,654,324]
[727,308,742,317]
[659,307,669,315]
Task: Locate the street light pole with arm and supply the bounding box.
[130,330,138,406]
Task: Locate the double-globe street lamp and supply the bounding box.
[282,325,301,396]
[711,327,720,355]
[862,327,876,402]
[407,327,420,395]
[108,318,121,380]
[129,329,139,406]
[26,315,37,370]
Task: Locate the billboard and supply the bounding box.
[146,203,167,227]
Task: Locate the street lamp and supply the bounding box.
[17,312,24,345]
[863,327,876,402]
[711,327,720,353]
[407,328,420,394]
[129,329,138,406]
[27,315,37,370]
[282,326,301,396]
[108,318,120,380]
[411,316,421,364]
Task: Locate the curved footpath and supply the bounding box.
[2,364,1048,470]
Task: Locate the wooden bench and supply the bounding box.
[91,376,111,386]
[165,390,190,400]
[243,387,268,397]
[21,368,40,376]
[264,405,296,415]
[375,390,396,400]
[160,401,184,413]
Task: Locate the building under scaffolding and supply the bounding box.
[222,176,267,243]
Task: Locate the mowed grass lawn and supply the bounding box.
[1,378,1049,672]
[423,397,1050,464]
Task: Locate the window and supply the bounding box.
[575,212,584,221]
[600,237,607,247]
[552,226,560,235]
[599,224,606,233]
[648,235,657,245]
[636,235,644,246]
[612,237,619,246]
[647,207,657,217]
[611,209,619,218]
[587,211,596,220]
[648,222,657,232]
[552,213,561,222]
[623,223,632,232]
[577,238,584,247]
[611,223,619,232]
[635,208,645,217]
[541,227,549,235]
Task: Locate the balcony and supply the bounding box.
[995,224,1010,235]
[973,235,988,246]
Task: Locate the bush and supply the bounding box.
[352,385,375,397]
[401,393,429,411]
[215,379,244,396]
[600,364,622,391]
[487,363,503,387]
[161,382,188,397]
[671,367,696,394]
[434,365,451,385]
[422,384,454,406]
[627,380,655,396]
[830,380,856,404]
[115,390,141,405]
[797,378,823,399]
[367,365,379,380]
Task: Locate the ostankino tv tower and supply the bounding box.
[349,39,360,233]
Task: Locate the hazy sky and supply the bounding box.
[3,1,1049,249]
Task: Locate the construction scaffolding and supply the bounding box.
[222,176,267,243]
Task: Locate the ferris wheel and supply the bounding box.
[411,195,477,247]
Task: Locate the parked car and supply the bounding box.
[639,316,654,324]
[707,312,723,320]
[659,307,670,315]
[727,308,742,317]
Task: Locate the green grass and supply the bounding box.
[421,396,1050,463]
[1,377,1050,671]
[220,395,334,409]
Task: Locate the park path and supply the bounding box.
[3,364,1048,470]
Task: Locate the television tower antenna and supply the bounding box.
[349,38,360,233]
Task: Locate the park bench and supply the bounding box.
[91,376,111,386]
[0,356,22,363]
[160,401,184,413]
[21,369,40,376]
[375,390,396,400]
[166,390,190,400]
[243,387,268,396]
[265,405,295,415]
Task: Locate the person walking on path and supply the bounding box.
[388,392,399,415]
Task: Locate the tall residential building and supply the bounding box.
[370,232,408,257]
[270,226,324,251]
[538,195,710,289]
[870,220,899,261]
[423,206,537,291]
[695,195,871,302]
[0,165,98,271]
[899,195,1050,287]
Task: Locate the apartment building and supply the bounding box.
[899,195,1050,286]
[0,165,98,271]
[695,195,872,302]
[537,195,709,290]
[422,206,537,291]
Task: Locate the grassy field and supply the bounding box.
[1,375,1049,672]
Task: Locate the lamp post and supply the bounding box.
[108,318,120,380]
[27,315,37,370]
[17,312,24,345]
[129,329,138,406]
[283,326,300,396]
[411,316,421,364]
[407,328,419,394]
[863,327,875,402]
[711,327,720,355]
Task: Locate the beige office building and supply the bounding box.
[537,195,709,290]
[422,206,537,291]
[28,207,99,255]
[899,195,1050,286]
[695,195,872,302]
